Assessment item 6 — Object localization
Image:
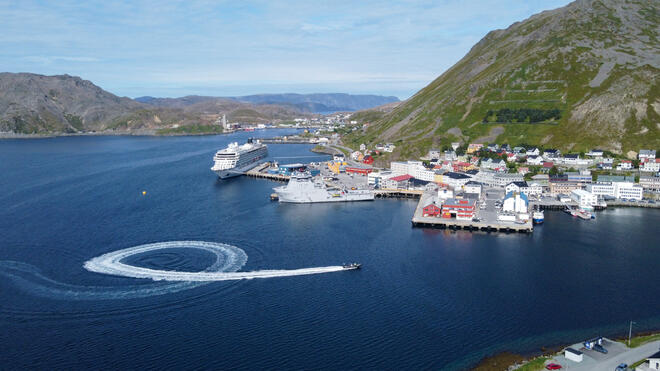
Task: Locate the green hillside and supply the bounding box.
[347,0,660,160]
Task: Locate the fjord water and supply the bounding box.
[1,131,659,370]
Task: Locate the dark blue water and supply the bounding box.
[1,131,659,370]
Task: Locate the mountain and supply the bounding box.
[0,74,309,135]
[346,0,659,160]
[136,93,400,113]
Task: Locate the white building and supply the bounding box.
[614,182,643,200]
[368,171,392,188]
[437,188,454,200]
[639,149,656,162]
[570,189,598,209]
[442,172,472,189]
[641,159,660,172]
[526,155,544,166]
[502,192,528,213]
[463,181,482,195]
[565,348,583,363]
[616,160,633,170]
[647,350,660,370]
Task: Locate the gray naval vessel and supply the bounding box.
[274,172,374,203]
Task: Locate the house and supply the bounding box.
[351,151,362,160]
[422,203,442,217]
[641,158,660,172]
[562,153,580,165]
[486,143,499,152]
[543,149,561,159]
[586,149,604,157]
[517,166,530,175]
[362,155,374,165]
[570,189,597,209]
[598,162,613,170]
[467,143,484,154]
[441,198,476,220]
[527,147,540,156]
[513,146,526,154]
[542,162,554,172]
[333,153,345,162]
[502,192,528,213]
[647,350,660,370]
[359,143,367,151]
[616,160,633,170]
[444,150,457,161]
[639,149,656,163]
[526,155,544,166]
[452,161,473,172]
[428,149,442,159]
[506,153,517,162]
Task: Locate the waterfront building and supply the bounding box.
[422,203,442,217]
[441,198,476,220]
[493,173,524,187]
[505,181,542,196]
[570,189,598,209]
[368,171,392,188]
[586,182,615,198]
[502,192,528,213]
[614,182,643,200]
[383,174,413,189]
[597,175,635,183]
[640,174,660,191]
[345,166,373,176]
[549,181,583,195]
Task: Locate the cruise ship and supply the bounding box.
[211,139,268,179]
[274,172,374,203]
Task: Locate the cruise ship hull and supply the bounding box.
[274,188,374,203]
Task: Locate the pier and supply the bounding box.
[374,189,423,199]
[411,193,533,233]
[245,162,290,182]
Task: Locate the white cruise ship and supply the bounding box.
[274,172,374,203]
[211,139,268,179]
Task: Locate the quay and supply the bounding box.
[261,138,318,144]
[411,193,533,233]
[245,162,290,182]
[374,189,422,199]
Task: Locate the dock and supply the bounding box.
[374,189,423,199]
[411,193,533,233]
[245,162,290,182]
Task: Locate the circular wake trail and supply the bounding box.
[84,241,345,282]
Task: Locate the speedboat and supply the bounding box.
[342,263,361,270]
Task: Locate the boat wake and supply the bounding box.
[0,241,346,301]
[84,241,344,281]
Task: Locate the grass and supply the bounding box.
[518,356,549,371]
[627,333,660,348]
[156,124,224,135]
[630,358,647,369]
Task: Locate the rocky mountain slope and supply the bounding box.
[0,74,309,135]
[347,0,659,159]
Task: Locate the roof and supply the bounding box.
[640,149,656,156]
[509,181,528,188]
[279,163,306,168]
[389,174,413,182]
[565,348,583,355]
[544,149,559,153]
[564,154,579,159]
[444,172,472,179]
[648,350,660,359]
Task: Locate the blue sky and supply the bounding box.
[1,0,572,99]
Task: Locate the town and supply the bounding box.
[253,136,659,233]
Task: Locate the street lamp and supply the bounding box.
[628,320,637,346]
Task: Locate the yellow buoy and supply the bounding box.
[142,191,147,196]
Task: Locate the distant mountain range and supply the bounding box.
[135,93,400,113]
[0,73,397,135]
[347,0,659,159]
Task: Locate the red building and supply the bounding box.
[441,198,476,220]
[422,203,442,217]
[345,166,373,175]
[362,155,374,165]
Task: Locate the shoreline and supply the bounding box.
[473,330,660,370]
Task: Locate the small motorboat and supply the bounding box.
[342,263,361,270]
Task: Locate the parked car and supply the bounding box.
[615,363,628,371]
[546,363,562,370]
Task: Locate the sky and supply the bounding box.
[0,0,572,99]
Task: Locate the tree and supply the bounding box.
[549,166,559,176]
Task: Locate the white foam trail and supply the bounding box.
[84,241,346,282]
